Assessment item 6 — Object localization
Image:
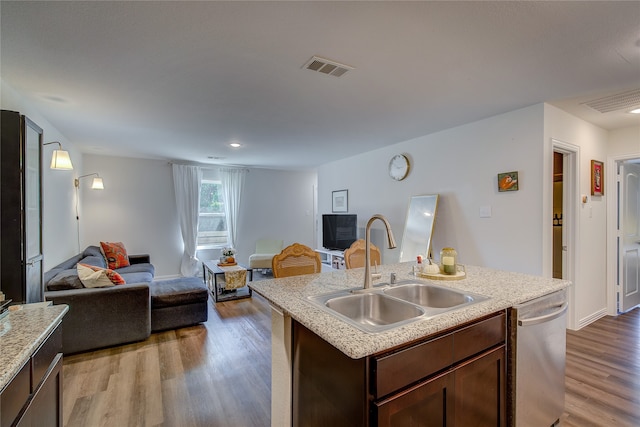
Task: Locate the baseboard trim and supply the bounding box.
[578,308,607,330]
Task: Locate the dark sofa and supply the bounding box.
[44,246,208,354]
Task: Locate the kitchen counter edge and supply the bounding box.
[249,263,571,359]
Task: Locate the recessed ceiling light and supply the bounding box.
[229,142,241,148]
[629,107,640,114]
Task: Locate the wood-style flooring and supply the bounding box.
[62,293,272,427]
[63,290,640,427]
[561,308,640,427]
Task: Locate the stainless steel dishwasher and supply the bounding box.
[508,289,568,427]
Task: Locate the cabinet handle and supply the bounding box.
[518,302,568,327]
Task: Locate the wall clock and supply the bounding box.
[388,154,410,181]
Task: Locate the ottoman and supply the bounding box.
[150,277,209,332]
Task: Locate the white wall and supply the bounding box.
[197,167,317,270]
[318,103,617,330]
[318,104,545,275]
[80,155,182,277]
[80,155,316,277]
[608,125,640,156]
[1,79,82,270]
[605,124,640,317]
[544,104,610,329]
[234,168,317,262]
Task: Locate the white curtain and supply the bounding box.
[221,168,247,249]
[172,164,202,277]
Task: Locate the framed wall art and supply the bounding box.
[498,171,519,192]
[591,160,604,196]
[332,190,348,213]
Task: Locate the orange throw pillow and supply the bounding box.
[78,263,126,285]
[100,241,130,269]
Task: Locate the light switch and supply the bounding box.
[479,206,492,218]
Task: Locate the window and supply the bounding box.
[197,180,228,249]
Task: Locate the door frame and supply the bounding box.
[551,139,579,330]
[606,154,640,315]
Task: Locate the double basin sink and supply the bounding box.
[308,280,489,333]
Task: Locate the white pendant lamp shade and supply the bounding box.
[45,142,74,170]
[75,173,104,190]
[91,177,104,190]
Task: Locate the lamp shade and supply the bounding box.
[50,149,73,170]
[91,177,104,190]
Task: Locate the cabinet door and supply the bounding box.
[375,371,454,427]
[16,353,63,427]
[24,116,44,303]
[453,346,506,427]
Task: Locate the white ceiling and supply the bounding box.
[1,1,639,170]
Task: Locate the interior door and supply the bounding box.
[619,161,640,312]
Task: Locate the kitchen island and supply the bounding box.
[250,262,571,427]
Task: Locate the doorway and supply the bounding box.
[552,152,564,279]
[552,140,578,330]
[617,159,640,312]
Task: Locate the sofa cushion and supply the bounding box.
[120,271,154,285]
[100,241,130,269]
[82,245,104,259]
[80,255,107,269]
[47,269,84,291]
[116,263,155,276]
[78,263,126,287]
[150,278,208,308]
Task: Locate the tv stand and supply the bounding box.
[315,248,345,270]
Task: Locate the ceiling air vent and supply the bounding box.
[583,88,640,113]
[303,56,353,77]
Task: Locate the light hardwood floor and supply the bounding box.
[63,293,272,427]
[561,308,640,427]
[63,291,639,427]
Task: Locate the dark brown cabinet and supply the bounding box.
[376,370,454,426]
[293,311,506,427]
[1,325,63,427]
[1,110,44,304]
[453,346,505,426]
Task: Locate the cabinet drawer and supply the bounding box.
[1,360,30,427]
[453,311,505,364]
[31,325,62,392]
[374,334,453,398]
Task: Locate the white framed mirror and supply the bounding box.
[399,194,439,262]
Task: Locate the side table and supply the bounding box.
[203,261,254,303]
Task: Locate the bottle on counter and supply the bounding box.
[440,247,458,275]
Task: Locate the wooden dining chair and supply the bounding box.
[272,243,322,278]
[344,239,381,269]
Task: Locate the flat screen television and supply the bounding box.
[322,214,357,251]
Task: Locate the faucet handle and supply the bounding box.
[390,273,397,284]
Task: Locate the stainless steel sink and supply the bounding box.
[383,282,487,309]
[307,280,489,333]
[309,292,425,333]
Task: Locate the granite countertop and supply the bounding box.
[249,262,571,359]
[0,304,68,391]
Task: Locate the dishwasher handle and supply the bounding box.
[518,302,568,327]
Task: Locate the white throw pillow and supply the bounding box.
[77,263,115,288]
